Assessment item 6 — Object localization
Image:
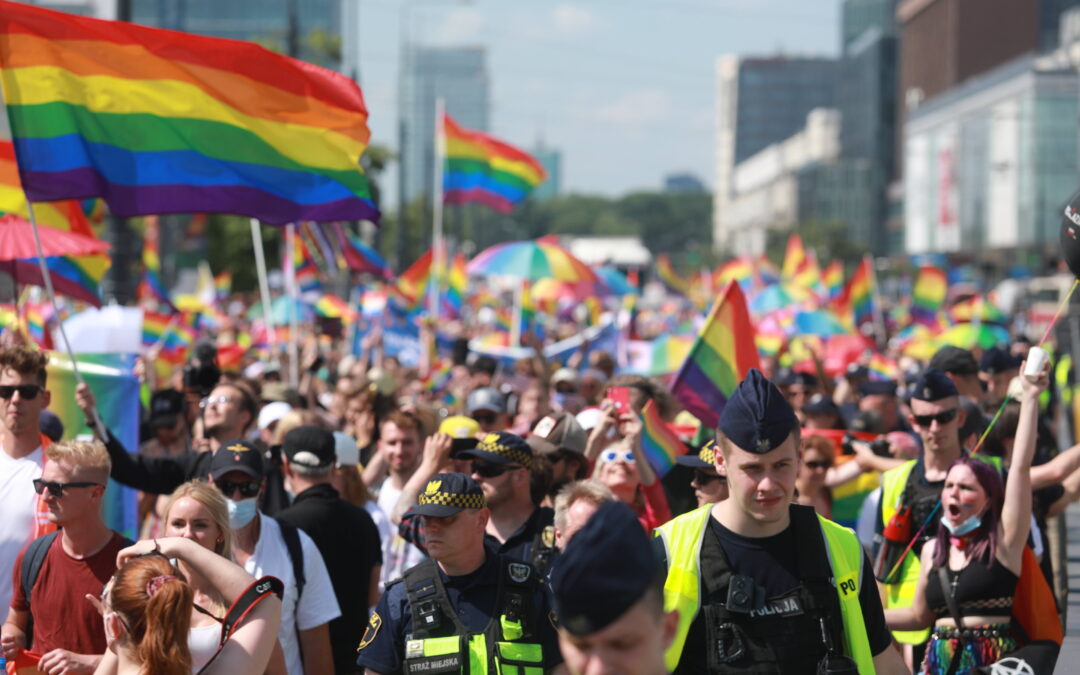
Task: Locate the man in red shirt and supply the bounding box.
[1,440,128,674]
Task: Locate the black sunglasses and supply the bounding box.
[0,385,42,400]
[472,412,497,425]
[33,478,101,497]
[913,408,959,428]
[692,470,725,485]
[472,461,520,478]
[214,479,261,499]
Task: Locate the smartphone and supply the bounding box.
[607,386,631,416]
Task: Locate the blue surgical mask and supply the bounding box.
[226,497,258,529]
[942,513,982,536]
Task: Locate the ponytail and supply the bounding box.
[109,555,194,675]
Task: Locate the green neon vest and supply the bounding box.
[654,504,875,674]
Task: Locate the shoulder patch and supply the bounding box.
[357,611,382,651]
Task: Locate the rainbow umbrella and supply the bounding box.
[594,266,637,296]
[793,309,851,337]
[936,323,1009,350]
[467,240,598,283]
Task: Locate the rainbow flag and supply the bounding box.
[639,399,686,477]
[868,352,899,381]
[756,255,780,286]
[136,215,175,311]
[822,261,844,298]
[441,252,468,319]
[834,257,874,328]
[670,281,761,429]
[949,294,1005,324]
[335,223,391,279]
[655,253,690,296]
[442,114,546,213]
[22,301,50,348]
[781,234,821,294]
[288,235,322,295]
[394,249,433,312]
[911,266,947,327]
[0,1,378,225]
[213,271,231,304]
[715,258,754,292]
[314,293,355,321]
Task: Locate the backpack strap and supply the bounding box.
[19,530,60,648]
[275,520,306,664]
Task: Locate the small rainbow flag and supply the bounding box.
[441,252,468,318]
[0,1,378,224]
[833,257,875,328]
[655,253,690,296]
[288,234,322,295]
[868,353,899,381]
[213,271,232,304]
[911,266,947,326]
[670,281,761,429]
[639,399,686,477]
[394,249,433,312]
[781,234,821,292]
[715,258,754,292]
[756,255,780,286]
[822,261,844,298]
[137,216,176,311]
[335,223,391,279]
[315,294,355,321]
[442,114,546,213]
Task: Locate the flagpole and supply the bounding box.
[429,96,446,320]
[867,254,887,348]
[511,279,524,347]
[249,219,278,359]
[285,223,300,388]
[25,201,107,433]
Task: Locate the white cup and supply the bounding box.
[1024,346,1049,382]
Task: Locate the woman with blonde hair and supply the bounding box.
[91,537,280,675]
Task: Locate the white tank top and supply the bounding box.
[188,622,220,673]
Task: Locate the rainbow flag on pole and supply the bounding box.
[442,114,546,213]
[833,257,875,328]
[0,1,378,224]
[137,215,175,311]
[639,399,686,477]
[670,281,761,429]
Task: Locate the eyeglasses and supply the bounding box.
[692,469,724,485]
[472,461,521,478]
[601,450,635,464]
[200,395,237,409]
[32,478,101,497]
[0,384,42,400]
[804,460,832,470]
[214,479,261,498]
[913,408,959,428]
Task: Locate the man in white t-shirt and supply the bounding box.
[0,347,51,613]
[210,439,340,675]
[370,411,427,585]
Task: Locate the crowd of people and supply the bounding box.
[0,322,1072,674]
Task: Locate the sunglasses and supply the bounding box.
[692,469,724,485]
[601,450,635,464]
[214,479,261,499]
[913,408,958,428]
[0,384,42,400]
[804,460,832,470]
[471,412,497,425]
[33,478,101,498]
[472,461,521,478]
[200,395,237,409]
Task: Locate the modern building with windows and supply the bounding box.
[903,54,1079,257]
[713,54,838,252]
[531,142,561,201]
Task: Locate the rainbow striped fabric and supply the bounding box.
[911,266,947,326]
[780,234,821,294]
[335,223,391,279]
[670,281,761,429]
[822,261,844,298]
[834,258,874,327]
[394,249,433,313]
[289,234,322,295]
[655,253,690,296]
[639,399,686,477]
[213,271,231,304]
[137,215,175,311]
[714,258,754,292]
[441,252,468,318]
[0,1,378,225]
[442,114,546,213]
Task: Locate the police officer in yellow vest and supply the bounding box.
[356,473,562,674]
[875,368,1001,668]
[655,369,905,674]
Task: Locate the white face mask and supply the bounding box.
[226,497,258,528]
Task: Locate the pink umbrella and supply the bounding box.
[0,214,110,260]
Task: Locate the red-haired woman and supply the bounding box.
[884,361,1048,673]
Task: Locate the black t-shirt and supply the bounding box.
[276,483,383,674]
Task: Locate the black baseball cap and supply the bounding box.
[283,425,336,469]
[209,439,266,480]
[458,431,534,468]
[148,389,185,429]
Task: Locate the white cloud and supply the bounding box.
[431,6,485,44]
[551,4,595,35]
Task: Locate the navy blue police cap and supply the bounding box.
[412,473,486,517]
[911,368,958,402]
[857,379,898,396]
[718,368,800,454]
[550,501,661,636]
[979,347,1022,375]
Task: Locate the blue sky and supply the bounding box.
[354,0,839,205]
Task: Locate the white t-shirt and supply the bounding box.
[188,622,220,673]
[375,481,425,587]
[0,446,43,612]
[243,514,341,675]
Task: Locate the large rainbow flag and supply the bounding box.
[0,1,378,225]
[442,114,546,213]
[670,281,760,429]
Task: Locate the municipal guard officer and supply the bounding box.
[654,369,905,674]
[551,501,676,675]
[675,440,728,507]
[356,473,562,674]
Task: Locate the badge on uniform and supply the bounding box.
[357,611,382,651]
[406,639,424,659]
[541,526,555,549]
[508,563,531,584]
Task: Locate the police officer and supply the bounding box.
[551,501,675,675]
[655,369,904,674]
[356,473,562,674]
[675,441,728,507]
